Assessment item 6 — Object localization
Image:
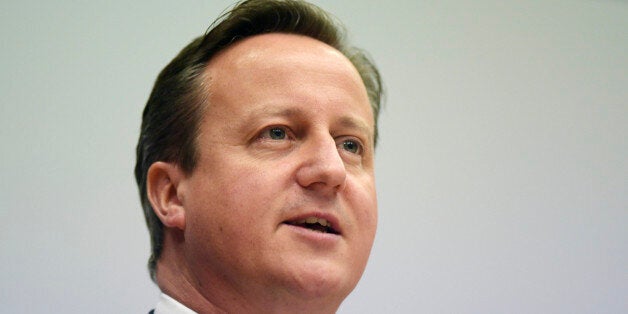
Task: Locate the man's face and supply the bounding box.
[177,33,377,305]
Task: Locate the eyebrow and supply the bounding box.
[239,106,304,126]
[258,107,302,119]
[239,107,301,129]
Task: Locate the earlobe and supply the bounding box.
[146,161,186,230]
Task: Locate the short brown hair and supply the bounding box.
[135,0,383,281]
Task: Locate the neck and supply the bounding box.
[155,231,226,314]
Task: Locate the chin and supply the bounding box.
[282,259,358,302]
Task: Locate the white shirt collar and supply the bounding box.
[154,293,197,314]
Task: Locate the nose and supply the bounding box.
[295,135,347,193]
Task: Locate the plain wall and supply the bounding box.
[1,0,626,313]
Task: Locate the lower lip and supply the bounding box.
[281,223,341,246]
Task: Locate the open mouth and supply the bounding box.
[285,217,339,235]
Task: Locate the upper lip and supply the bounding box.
[282,211,342,235]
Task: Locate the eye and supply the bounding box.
[339,139,362,155]
[268,127,286,140]
[258,126,291,141]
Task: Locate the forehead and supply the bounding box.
[200,33,373,128]
[207,33,354,75]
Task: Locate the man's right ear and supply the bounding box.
[146,161,187,230]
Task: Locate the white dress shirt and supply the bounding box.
[154,293,197,314]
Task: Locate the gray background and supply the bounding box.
[1,0,626,313]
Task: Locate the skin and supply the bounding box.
[147,33,378,313]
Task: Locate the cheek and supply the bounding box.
[359,195,378,242]
[186,161,288,234]
[183,173,277,265]
[347,178,378,244]
[356,175,378,219]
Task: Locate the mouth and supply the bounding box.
[284,216,340,235]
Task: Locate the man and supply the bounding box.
[135,0,383,312]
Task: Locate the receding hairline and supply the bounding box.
[194,33,374,140]
[198,33,370,102]
[202,32,357,78]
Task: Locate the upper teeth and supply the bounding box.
[297,217,330,227]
